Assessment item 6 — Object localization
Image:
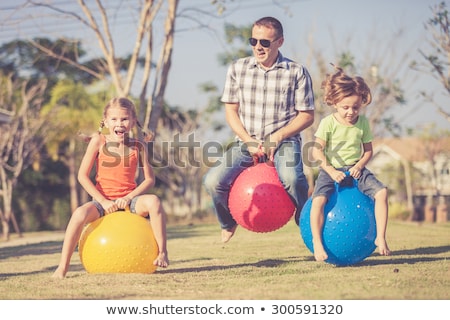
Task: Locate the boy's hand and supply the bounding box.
[329,169,347,183]
[348,166,362,179]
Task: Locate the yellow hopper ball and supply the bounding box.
[78,210,159,274]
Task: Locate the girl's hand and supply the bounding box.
[101,199,118,214]
[115,197,131,209]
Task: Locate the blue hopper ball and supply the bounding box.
[299,175,377,266]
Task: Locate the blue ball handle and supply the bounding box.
[335,171,357,191]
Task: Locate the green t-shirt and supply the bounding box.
[314,114,373,168]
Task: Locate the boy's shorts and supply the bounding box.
[312,166,386,200]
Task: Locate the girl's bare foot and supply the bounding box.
[312,240,328,261]
[153,251,169,268]
[51,266,67,279]
[375,238,391,256]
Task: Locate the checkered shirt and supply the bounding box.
[221,52,315,142]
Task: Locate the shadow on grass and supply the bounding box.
[0,263,85,279]
[0,224,208,261]
[157,245,450,273]
[0,241,62,259]
[151,257,307,274]
[360,245,450,266]
[393,245,450,256]
[1,234,449,278]
[166,224,215,239]
[0,258,300,279]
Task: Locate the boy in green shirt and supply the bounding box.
[310,66,391,262]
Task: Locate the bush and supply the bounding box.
[389,201,410,220]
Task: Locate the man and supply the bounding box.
[203,16,315,242]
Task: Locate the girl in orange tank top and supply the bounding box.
[52,97,169,279]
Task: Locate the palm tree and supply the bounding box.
[41,79,108,212]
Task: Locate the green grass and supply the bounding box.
[0,220,449,300]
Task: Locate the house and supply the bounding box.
[369,137,450,222]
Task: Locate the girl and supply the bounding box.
[310,66,391,262]
[52,97,169,278]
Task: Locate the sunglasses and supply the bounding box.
[248,37,279,48]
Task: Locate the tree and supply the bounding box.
[0,71,48,240]
[417,125,450,201]
[410,1,450,123]
[41,79,105,213]
[26,0,179,140]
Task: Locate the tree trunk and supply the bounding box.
[146,0,178,137]
[436,196,448,223]
[424,195,436,223]
[0,172,22,240]
[68,138,79,213]
[403,160,415,220]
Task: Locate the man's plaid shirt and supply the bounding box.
[221,53,315,143]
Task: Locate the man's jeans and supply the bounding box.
[203,140,309,229]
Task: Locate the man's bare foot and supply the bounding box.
[375,238,391,256]
[153,251,169,268]
[221,225,238,243]
[51,266,67,279]
[312,240,328,261]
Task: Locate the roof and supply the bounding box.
[372,137,450,162]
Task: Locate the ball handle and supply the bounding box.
[335,171,357,191]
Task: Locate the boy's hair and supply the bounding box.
[321,65,372,107]
[253,17,284,39]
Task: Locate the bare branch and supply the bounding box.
[77,0,124,94]
[29,39,103,79]
[147,0,178,135]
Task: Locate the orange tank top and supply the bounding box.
[95,135,138,199]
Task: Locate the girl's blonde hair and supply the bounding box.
[321,65,372,107]
[97,97,152,141]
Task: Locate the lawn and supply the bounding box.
[0,219,449,300]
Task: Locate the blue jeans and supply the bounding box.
[203,140,309,230]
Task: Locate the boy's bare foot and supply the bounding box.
[312,240,328,261]
[221,225,238,243]
[375,238,391,256]
[153,251,169,268]
[51,266,67,279]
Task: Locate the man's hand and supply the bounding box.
[244,139,265,164]
[263,132,282,162]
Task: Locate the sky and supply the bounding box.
[1,0,449,133]
[166,0,449,133]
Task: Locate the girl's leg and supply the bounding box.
[310,196,328,261]
[373,187,391,256]
[135,195,169,268]
[52,203,100,279]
